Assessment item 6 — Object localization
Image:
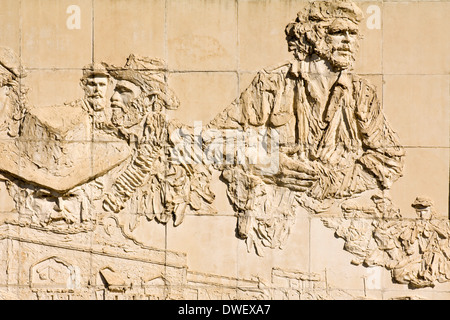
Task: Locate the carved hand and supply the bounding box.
[145,112,168,147]
[268,153,318,192]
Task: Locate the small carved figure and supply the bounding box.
[324,194,450,288]
[393,197,450,288]
[78,62,114,130]
[366,195,405,268]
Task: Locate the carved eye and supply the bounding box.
[63,192,78,198]
[329,30,344,36]
[35,191,53,199]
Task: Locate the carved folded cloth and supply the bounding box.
[209,60,405,198]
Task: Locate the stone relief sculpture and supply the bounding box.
[99,55,216,226]
[206,0,449,289]
[0,47,26,139]
[0,0,448,299]
[0,51,216,236]
[0,46,221,300]
[209,0,404,253]
[323,196,450,288]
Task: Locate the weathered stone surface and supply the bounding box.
[0,0,448,300]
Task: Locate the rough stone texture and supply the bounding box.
[0,0,448,300]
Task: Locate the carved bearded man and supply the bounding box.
[208,0,405,253]
[79,62,114,130]
[102,55,180,212]
[102,55,215,228]
[210,0,404,202]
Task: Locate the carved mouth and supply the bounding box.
[111,102,125,109]
[336,47,352,54]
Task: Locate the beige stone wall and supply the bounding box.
[0,0,448,300]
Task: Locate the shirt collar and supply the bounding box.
[288,59,354,89]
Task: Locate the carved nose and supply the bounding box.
[342,32,350,42]
[53,199,63,212]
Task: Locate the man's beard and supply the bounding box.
[111,96,145,129]
[314,39,358,71]
[87,96,106,111]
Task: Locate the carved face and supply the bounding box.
[318,18,360,70]
[415,207,433,220]
[0,84,10,116]
[27,188,85,225]
[83,76,109,111]
[110,80,143,128]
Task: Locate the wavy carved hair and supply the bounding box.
[285,0,364,61]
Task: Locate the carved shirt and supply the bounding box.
[210,59,405,199]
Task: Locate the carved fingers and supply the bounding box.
[145,112,168,146]
[278,168,317,181]
[279,153,317,177]
[275,170,316,191]
[269,153,317,191]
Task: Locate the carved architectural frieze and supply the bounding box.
[0,0,448,299]
[204,0,449,290]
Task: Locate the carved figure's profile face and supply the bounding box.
[83,76,109,111]
[110,80,142,128]
[320,18,360,70]
[27,188,85,225]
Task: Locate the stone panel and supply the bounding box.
[0,0,448,301]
